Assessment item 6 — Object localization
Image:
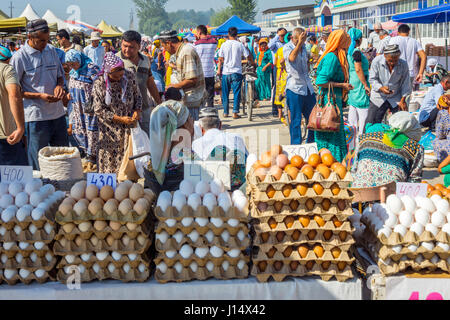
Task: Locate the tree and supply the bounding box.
[172,19,197,31]
[228,0,257,23]
[133,0,171,35]
[210,7,233,27]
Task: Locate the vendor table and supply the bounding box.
[0,277,363,300]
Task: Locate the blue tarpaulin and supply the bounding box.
[211,15,261,36]
[392,4,450,23]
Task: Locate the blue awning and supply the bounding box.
[392,4,450,23]
[211,15,261,36]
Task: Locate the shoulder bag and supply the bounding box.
[307,83,341,132]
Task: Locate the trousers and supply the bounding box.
[286,89,316,145]
[222,73,243,115]
[364,100,399,131]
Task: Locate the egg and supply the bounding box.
[436,199,449,214]
[172,193,187,212]
[156,231,169,244]
[165,250,177,259]
[28,224,37,235]
[0,182,9,195]
[114,184,129,202]
[399,211,413,228]
[410,222,424,236]
[220,260,230,272]
[1,208,16,222]
[384,213,398,229]
[73,201,88,216]
[392,245,402,253]
[173,262,184,274]
[100,185,114,201]
[118,199,134,215]
[179,244,194,259]
[29,192,44,207]
[93,220,108,231]
[107,263,116,273]
[129,183,144,202]
[218,192,232,204]
[134,198,150,215]
[442,223,450,236]
[232,190,245,202]
[425,223,439,237]
[431,212,446,227]
[209,179,225,197]
[156,262,168,273]
[205,230,214,243]
[401,196,416,213]
[94,251,108,261]
[421,241,435,251]
[106,235,115,246]
[78,221,92,232]
[195,217,209,228]
[209,217,223,228]
[203,193,217,211]
[13,225,22,235]
[407,244,418,252]
[69,182,85,200]
[386,195,403,214]
[8,182,23,197]
[430,194,443,206]
[0,194,14,209]
[173,231,184,243]
[93,263,101,273]
[228,218,239,228]
[102,199,118,215]
[34,241,45,250]
[237,230,246,242]
[195,181,210,196]
[227,248,240,258]
[195,247,209,258]
[64,255,76,264]
[431,255,440,264]
[187,193,202,210]
[76,236,85,246]
[31,207,45,221]
[414,209,430,226]
[377,227,392,238]
[4,269,17,280]
[128,253,138,261]
[16,206,32,222]
[14,253,24,264]
[416,197,436,213]
[234,196,248,212]
[81,253,92,262]
[393,225,407,237]
[221,230,230,243]
[206,261,215,272]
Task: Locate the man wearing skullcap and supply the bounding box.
[368,23,383,49]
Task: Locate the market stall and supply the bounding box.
[97,20,123,39]
[211,15,261,36]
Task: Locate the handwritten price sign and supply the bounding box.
[184,161,231,190]
[0,166,33,183]
[281,143,318,160]
[87,173,117,190]
[396,182,427,198]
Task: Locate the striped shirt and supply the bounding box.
[194,36,217,78]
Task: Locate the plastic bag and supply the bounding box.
[131,124,151,178]
[419,131,436,151]
[118,134,140,182]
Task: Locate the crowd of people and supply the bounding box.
[0,18,449,190]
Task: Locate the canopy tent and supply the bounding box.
[19,3,40,21]
[211,15,261,36]
[42,10,78,32]
[392,3,450,23]
[97,20,122,38]
[0,10,9,20]
[117,26,126,33]
[64,20,101,35]
[381,20,399,31]
[0,17,27,33]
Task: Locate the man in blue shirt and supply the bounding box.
[83,32,105,68]
[268,28,287,117]
[10,19,68,170]
[283,28,316,145]
[419,76,450,130]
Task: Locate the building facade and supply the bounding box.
[261,5,316,29]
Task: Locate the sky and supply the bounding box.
[0,0,313,30]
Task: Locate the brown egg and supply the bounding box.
[100,185,114,201]
[331,183,341,196]
[430,189,443,197]
[276,231,285,242]
[276,154,289,169]
[268,217,277,229]
[255,167,269,181]
[106,234,115,246]
[269,165,283,181]
[266,186,276,199]
[312,183,324,195]
[308,154,321,168]
[321,153,335,167]
[296,183,308,196]
[258,261,268,272]
[257,202,268,212]
[298,245,309,258]
[337,262,347,271]
[261,151,274,168]
[435,184,446,191]
[314,215,326,227]
[334,164,347,180]
[252,160,263,170]
[93,220,108,231]
[305,261,315,270]
[299,216,311,228]
[331,247,342,259]
[267,247,277,258]
[290,200,299,211]
[307,230,317,240]
[301,165,314,179]
[313,245,324,258]
[90,235,99,246]
[75,236,83,247]
[332,217,343,228]
[339,231,348,241]
[274,201,284,213]
[321,261,331,270]
[317,164,331,179]
[427,184,435,193]
[271,145,283,156]
[283,246,293,258]
[110,221,122,231]
[282,185,293,197]
[126,222,138,231]
[290,261,299,271]
[305,199,315,211]
[285,166,299,179]
[260,232,270,243]
[322,199,331,211]
[284,216,295,228]
[292,230,301,241]
[273,261,283,271]
[337,200,346,211]
[290,155,304,168]
[331,162,341,171]
[323,230,333,240]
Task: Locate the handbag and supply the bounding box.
[307,83,341,132]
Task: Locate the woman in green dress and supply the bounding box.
[255,38,273,101]
[347,28,370,137]
[314,29,354,163]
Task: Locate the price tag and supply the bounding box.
[87,173,117,190]
[0,166,33,183]
[396,182,427,198]
[281,143,318,160]
[184,161,231,190]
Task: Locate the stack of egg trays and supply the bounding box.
[360,215,450,276]
[153,204,250,283]
[54,205,154,283]
[247,169,356,282]
[0,205,59,285]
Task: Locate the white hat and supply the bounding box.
[90,32,102,41]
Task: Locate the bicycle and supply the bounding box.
[242,64,257,121]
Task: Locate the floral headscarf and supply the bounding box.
[348,28,362,57]
[97,52,128,105]
[65,49,98,81]
[0,45,12,61]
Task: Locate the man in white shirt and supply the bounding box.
[217,27,255,119]
[368,23,382,49]
[83,32,105,68]
[319,31,330,56]
[376,30,390,56]
[388,24,427,90]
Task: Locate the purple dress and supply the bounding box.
[433,110,450,162]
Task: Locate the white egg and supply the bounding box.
[179,180,195,197]
[217,192,232,204]
[3,242,15,250]
[237,230,246,241]
[37,202,49,211]
[93,263,101,273]
[421,241,435,251]
[173,230,184,243]
[206,261,215,272]
[410,222,424,236]
[392,245,402,253]
[399,211,413,228]
[416,197,436,213]
[431,255,440,264]
[19,269,30,279]
[195,247,208,258]
[156,231,169,244]
[377,227,392,238]
[237,260,246,270]
[386,195,403,214]
[0,182,9,195]
[128,254,137,261]
[44,223,53,234]
[0,254,8,263]
[165,219,177,228]
[232,190,246,203]
[1,207,15,222]
[15,192,29,208]
[203,193,218,212]
[218,198,232,212]
[157,196,171,211]
[195,217,209,227]
[372,203,381,215]
[210,217,223,228]
[431,212,446,227]
[210,179,225,196]
[0,194,14,209]
[31,208,45,221]
[45,252,53,262]
[29,192,43,207]
[76,265,86,275]
[65,255,76,264]
[227,218,240,227]
[18,242,29,250]
[173,190,185,200]
[181,217,194,227]
[430,194,443,206]
[81,253,92,262]
[34,242,45,250]
[96,251,109,261]
[15,253,23,263]
[227,248,240,258]
[436,199,450,214]
[29,252,37,263]
[246,153,258,173]
[400,255,408,261]
[156,262,168,273]
[35,267,46,278]
[384,213,398,229]
[234,197,249,212]
[179,244,194,259]
[442,223,450,236]
[393,225,407,237]
[4,269,17,280]
[205,230,214,243]
[222,260,230,271]
[210,246,224,258]
[195,181,210,196]
[188,230,200,243]
[437,242,450,251]
[174,262,183,274]
[138,263,146,273]
[408,244,418,252]
[187,193,202,210]
[111,252,122,261]
[425,223,439,237]
[189,261,198,273]
[415,209,430,226]
[172,193,186,212]
[16,206,31,222]
[41,184,55,197]
[401,196,416,213]
[0,226,6,236]
[8,182,23,197]
[14,225,22,235]
[107,263,116,273]
[165,250,177,259]
[221,230,230,243]
[27,224,37,235]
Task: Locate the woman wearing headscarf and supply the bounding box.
[433,95,450,162]
[65,49,101,168]
[351,112,424,188]
[347,28,370,136]
[274,33,290,122]
[255,38,273,102]
[92,52,142,174]
[424,58,448,85]
[314,29,354,163]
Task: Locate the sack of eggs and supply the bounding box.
[54,180,155,283]
[359,195,450,276]
[154,179,250,283]
[248,146,352,192]
[0,180,64,285]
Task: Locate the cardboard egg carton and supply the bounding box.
[155,264,249,283]
[250,187,353,203]
[252,247,355,264]
[154,205,249,223]
[154,252,250,268]
[53,236,151,255]
[250,260,354,282]
[1,255,57,271]
[57,264,151,283]
[57,252,151,269]
[55,208,150,226]
[1,211,57,231]
[156,234,250,251]
[3,227,55,243]
[377,258,450,276]
[1,270,55,285]
[0,244,51,258]
[155,221,249,237]
[252,217,354,234]
[247,167,353,191]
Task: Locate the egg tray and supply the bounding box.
[252,248,355,264]
[1,271,56,286]
[53,237,151,256]
[154,252,250,268]
[154,205,249,223]
[0,209,58,231]
[252,218,354,235]
[250,261,354,282]
[377,258,450,276]
[247,167,353,191]
[56,265,152,283]
[155,220,249,238]
[155,234,250,252]
[2,227,56,244]
[0,244,52,258]
[0,255,57,271]
[55,207,150,226]
[57,252,151,269]
[249,186,353,203]
[154,264,249,283]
